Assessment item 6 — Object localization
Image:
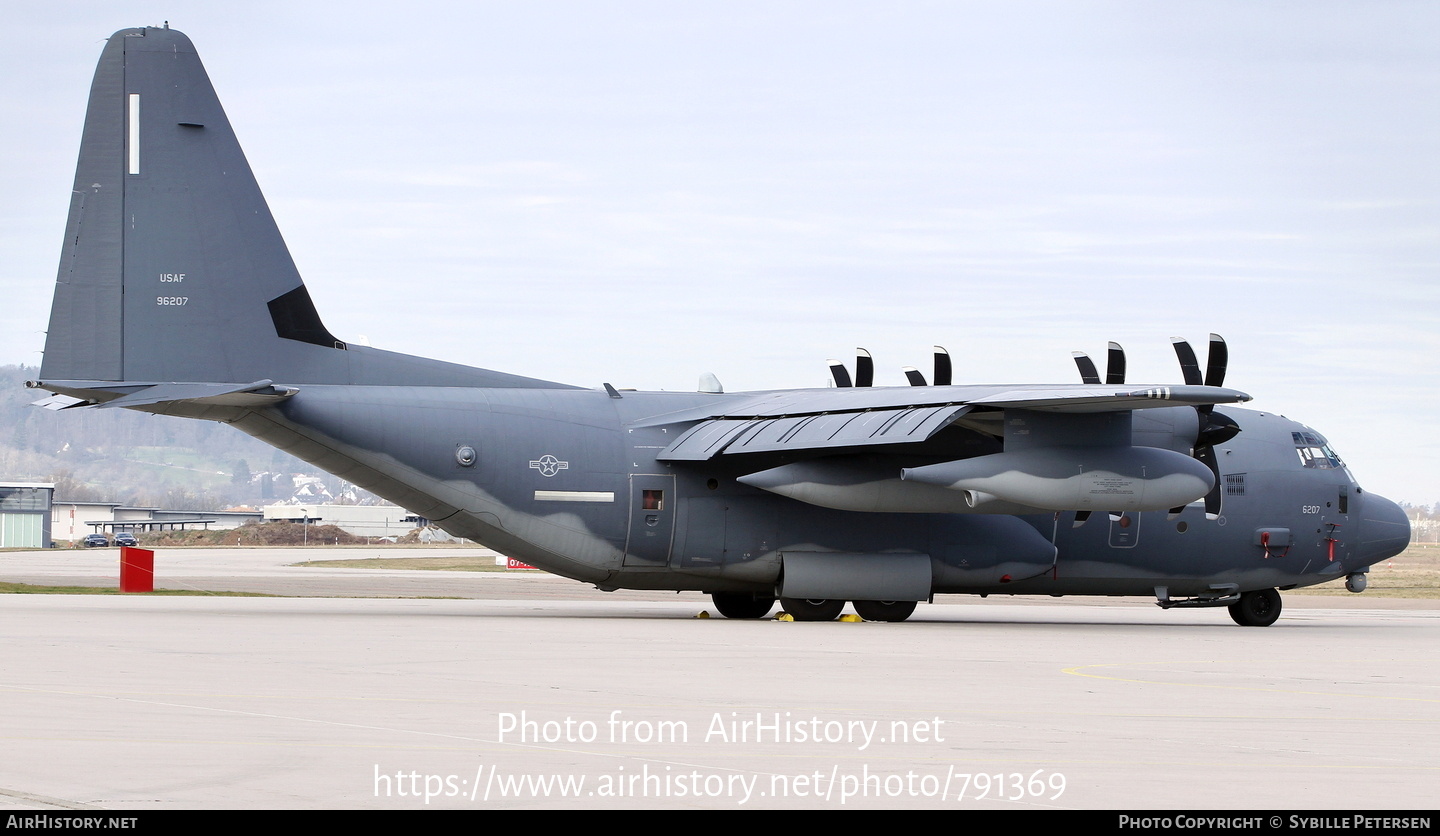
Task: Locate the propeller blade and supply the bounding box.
[1204,333,1228,388]
[902,366,927,386]
[827,360,852,388]
[1072,352,1101,385]
[855,348,873,388]
[1172,334,1236,520]
[933,346,952,386]
[1171,337,1203,385]
[1106,341,1126,385]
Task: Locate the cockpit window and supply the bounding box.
[1292,431,1343,469]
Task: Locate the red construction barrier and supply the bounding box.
[119,547,154,593]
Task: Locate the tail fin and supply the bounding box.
[42,26,343,385]
[40,26,567,392]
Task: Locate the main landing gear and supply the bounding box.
[709,593,918,622]
[851,600,917,622]
[710,592,777,619]
[778,597,846,622]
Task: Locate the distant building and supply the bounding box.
[262,503,427,539]
[50,499,118,544]
[49,500,261,543]
[1,482,54,548]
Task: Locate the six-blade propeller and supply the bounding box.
[826,334,1242,523]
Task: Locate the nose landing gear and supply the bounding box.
[1228,588,1282,627]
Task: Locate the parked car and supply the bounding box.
[82,533,109,547]
[114,532,139,547]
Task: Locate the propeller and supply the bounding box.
[904,346,952,387]
[854,348,873,387]
[828,348,873,387]
[1168,334,1240,520]
[1072,342,1126,385]
[1105,342,1126,384]
[933,346,951,386]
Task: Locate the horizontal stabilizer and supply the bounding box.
[96,380,298,409]
[30,393,88,411]
[27,378,297,410]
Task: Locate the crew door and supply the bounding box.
[623,474,675,566]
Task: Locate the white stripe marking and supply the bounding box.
[127,94,140,174]
[534,490,615,503]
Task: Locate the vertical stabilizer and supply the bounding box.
[43,26,338,385]
[40,27,574,392]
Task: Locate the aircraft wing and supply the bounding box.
[653,383,1249,462]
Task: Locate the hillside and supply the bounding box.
[1,364,369,507]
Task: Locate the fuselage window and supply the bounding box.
[1292,431,1343,469]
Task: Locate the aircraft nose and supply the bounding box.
[1353,491,1411,567]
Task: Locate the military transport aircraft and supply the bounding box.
[29,27,1411,625]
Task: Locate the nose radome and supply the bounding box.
[1354,492,1411,566]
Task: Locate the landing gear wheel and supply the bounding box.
[779,597,845,622]
[710,592,776,619]
[1228,588,1282,627]
[852,600,917,622]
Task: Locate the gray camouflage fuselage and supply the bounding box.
[31,27,1410,621]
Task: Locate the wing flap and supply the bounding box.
[658,405,970,461]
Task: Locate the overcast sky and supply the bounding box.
[4,2,1437,504]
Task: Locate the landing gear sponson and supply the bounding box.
[709,594,920,622]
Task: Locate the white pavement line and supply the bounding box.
[0,786,103,810]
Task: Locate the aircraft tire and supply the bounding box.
[852,600,918,622]
[1228,588,1282,627]
[779,598,846,622]
[711,592,776,619]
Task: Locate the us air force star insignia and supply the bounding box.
[529,455,569,477]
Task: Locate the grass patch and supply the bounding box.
[0,581,271,596]
[1289,543,1440,598]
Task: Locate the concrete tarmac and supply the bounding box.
[1,547,1437,810]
